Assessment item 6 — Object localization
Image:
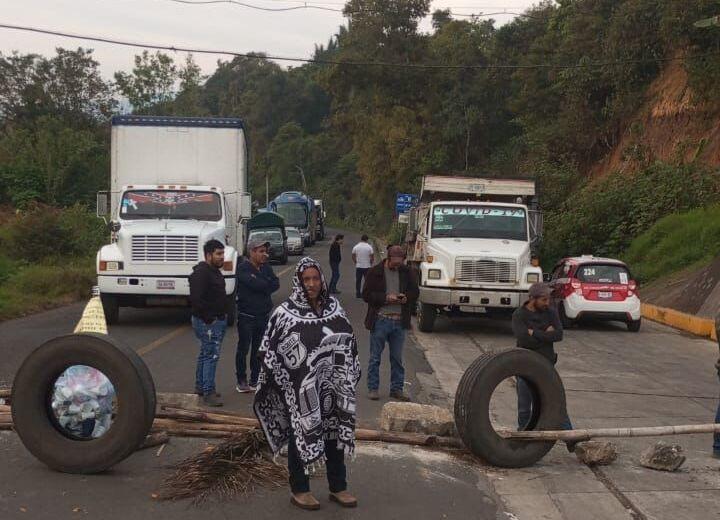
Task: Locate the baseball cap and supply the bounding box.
[528,283,551,299]
[247,237,271,251]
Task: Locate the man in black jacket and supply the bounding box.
[189,239,228,407]
[235,237,280,392]
[328,234,344,294]
[362,245,419,401]
[511,283,575,450]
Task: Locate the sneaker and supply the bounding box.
[195,389,221,398]
[566,440,578,453]
[236,383,255,393]
[367,389,379,400]
[202,393,223,407]
[389,390,411,402]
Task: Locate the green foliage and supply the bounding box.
[624,204,720,282]
[542,162,720,264]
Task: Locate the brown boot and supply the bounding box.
[329,490,358,508]
[291,492,321,510]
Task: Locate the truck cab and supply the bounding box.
[406,175,543,332]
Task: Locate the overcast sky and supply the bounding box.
[1,0,540,77]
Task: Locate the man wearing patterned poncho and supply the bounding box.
[254,257,361,510]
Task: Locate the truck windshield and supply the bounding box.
[431,205,528,241]
[120,190,222,221]
[275,203,307,228]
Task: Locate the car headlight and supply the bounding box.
[99,261,123,271]
[428,269,441,280]
[526,273,540,283]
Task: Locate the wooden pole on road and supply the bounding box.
[505,423,720,442]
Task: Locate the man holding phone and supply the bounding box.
[362,245,419,401]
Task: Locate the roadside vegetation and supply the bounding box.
[0,205,105,320]
[1,0,720,318]
[624,204,720,284]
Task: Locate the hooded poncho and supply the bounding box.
[254,257,361,470]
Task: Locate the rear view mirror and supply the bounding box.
[96,191,109,221]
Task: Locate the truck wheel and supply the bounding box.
[225,295,237,327]
[418,303,437,332]
[454,349,566,468]
[101,294,120,325]
[11,333,156,474]
[627,319,641,332]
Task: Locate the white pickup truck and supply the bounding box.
[95,116,252,325]
[406,175,543,332]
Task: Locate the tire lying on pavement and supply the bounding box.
[454,349,566,468]
[12,333,156,474]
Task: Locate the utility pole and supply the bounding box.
[265,172,269,208]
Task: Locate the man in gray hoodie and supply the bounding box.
[511,283,575,450]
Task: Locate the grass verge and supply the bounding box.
[623,203,720,283]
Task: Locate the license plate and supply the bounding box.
[156,280,175,290]
[598,291,613,299]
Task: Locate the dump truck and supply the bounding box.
[405,175,543,332]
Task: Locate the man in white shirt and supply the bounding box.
[352,234,374,298]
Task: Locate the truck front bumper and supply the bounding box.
[98,274,236,297]
[420,286,526,309]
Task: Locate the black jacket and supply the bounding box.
[329,241,342,264]
[511,303,563,362]
[362,261,419,330]
[236,260,280,317]
[189,261,227,323]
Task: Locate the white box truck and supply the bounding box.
[406,175,543,332]
[95,116,252,325]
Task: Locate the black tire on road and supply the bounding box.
[101,294,120,325]
[454,349,566,468]
[417,302,437,332]
[11,333,156,474]
[627,319,641,332]
[225,294,237,327]
[559,303,575,329]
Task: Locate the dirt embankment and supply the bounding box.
[590,55,720,178]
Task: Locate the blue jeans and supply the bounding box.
[329,262,341,292]
[517,377,573,431]
[192,316,227,396]
[368,317,406,392]
[236,313,268,385]
[714,398,720,453]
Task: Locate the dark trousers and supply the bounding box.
[288,435,347,494]
[714,398,720,453]
[329,262,341,292]
[355,267,369,297]
[517,377,573,431]
[235,313,268,385]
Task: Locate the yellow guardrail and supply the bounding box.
[642,303,717,341]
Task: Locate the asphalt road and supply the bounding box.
[0,229,501,520]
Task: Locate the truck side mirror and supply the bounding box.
[108,221,121,233]
[96,191,109,222]
[240,193,252,220]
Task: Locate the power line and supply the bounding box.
[2,22,719,70]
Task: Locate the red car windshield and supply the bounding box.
[576,264,630,285]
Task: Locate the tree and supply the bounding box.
[114,51,178,114]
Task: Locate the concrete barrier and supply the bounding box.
[641,303,717,341]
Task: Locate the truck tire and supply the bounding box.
[454,349,566,468]
[12,333,156,474]
[418,302,437,332]
[101,294,120,325]
[226,295,237,327]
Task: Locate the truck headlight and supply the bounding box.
[99,261,123,271]
[428,269,441,280]
[526,273,540,283]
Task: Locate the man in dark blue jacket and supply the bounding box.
[236,237,280,392]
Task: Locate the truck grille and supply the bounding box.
[131,235,200,263]
[455,257,518,284]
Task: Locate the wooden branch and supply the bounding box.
[157,407,260,427]
[139,432,170,450]
[152,418,253,433]
[506,423,720,442]
[0,405,11,413]
[355,428,465,449]
[0,389,11,398]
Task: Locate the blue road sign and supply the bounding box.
[395,193,418,215]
